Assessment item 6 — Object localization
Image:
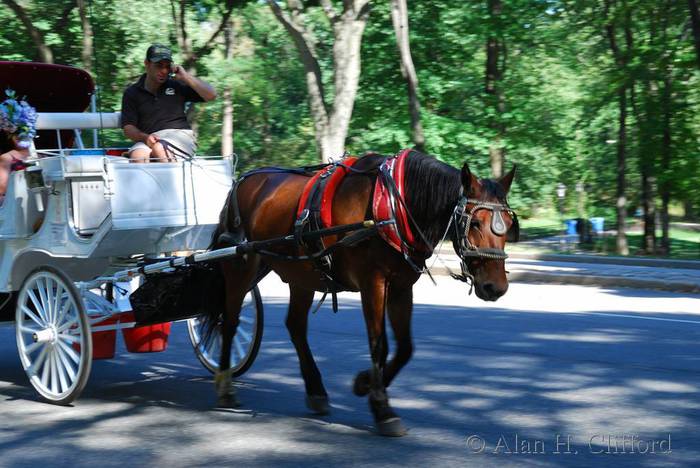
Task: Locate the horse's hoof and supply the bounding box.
[376,417,407,437]
[217,393,241,408]
[353,370,370,397]
[305,394,330,415]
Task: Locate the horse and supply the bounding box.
[204,149,517,436]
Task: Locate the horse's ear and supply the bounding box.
[499,165,516,193]
[461,163,480,196]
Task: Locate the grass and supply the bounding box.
[513,217,700,260]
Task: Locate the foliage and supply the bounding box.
[0,0,699,228]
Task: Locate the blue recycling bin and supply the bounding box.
[564,219,578,235]
[589,217,605,234]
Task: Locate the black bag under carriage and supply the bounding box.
[129,263,225,326]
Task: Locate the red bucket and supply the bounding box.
[73,315,118,360]
[120,312,172,353]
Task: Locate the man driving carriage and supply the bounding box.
[121,44,216,163]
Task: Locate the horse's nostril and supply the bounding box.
[483,283,496,295]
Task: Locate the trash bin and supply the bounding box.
[564,219,578,235]
[590,217,605,234]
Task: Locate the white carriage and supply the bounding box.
[0,62,263,404]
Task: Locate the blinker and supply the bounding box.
[491,210,507,236]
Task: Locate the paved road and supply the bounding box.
[1,275,700,467]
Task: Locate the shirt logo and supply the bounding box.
[165,87,175,96]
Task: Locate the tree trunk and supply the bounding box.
[641,170,656,254]
[486,0,505,178]
[2,0,54,63]
[605,0,629,255]
[77,0,93,74]
[688,0,700,68]
[221,20,234,158]
[268,0,371,163]
[615,86,629,256]
[390,0,425,151]
[659,77,672,255]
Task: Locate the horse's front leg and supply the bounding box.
[354,285,413,391]
[356,273,406,436]
[286,285,330,414]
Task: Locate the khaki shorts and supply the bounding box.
[129,129,197,159]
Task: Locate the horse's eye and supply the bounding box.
[471,219,480,228]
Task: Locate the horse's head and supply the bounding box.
[452,164,518,302]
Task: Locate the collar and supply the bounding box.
[136,74,174,96]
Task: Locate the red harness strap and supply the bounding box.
[373,148,429,256]
[296,157,359,229]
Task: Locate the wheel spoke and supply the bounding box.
[27,345,49,376]
[23,340,44,355]
[20,305,45,328]
[55,350,69,394]
[49,350,59,394]
[40,348,51,388]
[44,277,56,324]
[55,298,74,330]
[57,316,79,334]
[234,335,245,362]
[55,345,77,381]
[52,283,65,326]
[37,279,51,324]
[18,324,41,335]
[57,332,80,344]
[56,339,81,365]
[27,289,47,324]
[238,316,253,325]
[236,327,252,343]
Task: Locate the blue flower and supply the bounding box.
[0,88,37,146]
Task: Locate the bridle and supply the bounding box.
[450,193,518,285]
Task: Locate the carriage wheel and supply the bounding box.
[15,266,92,405]
[187,286,263,376]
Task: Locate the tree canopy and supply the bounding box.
[1,0,699,238]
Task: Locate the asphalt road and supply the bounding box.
[1,275,699,467]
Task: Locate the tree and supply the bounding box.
[604,0,631,255]
[2,0,55,63]
[485,0,506,178]
[390,0,424,151]
[267,0,371,163]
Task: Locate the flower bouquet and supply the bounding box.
[0,89,37,149]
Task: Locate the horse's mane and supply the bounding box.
[404,151,462,247]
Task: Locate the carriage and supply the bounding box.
[2,61,519,437]
[0,61,263,404]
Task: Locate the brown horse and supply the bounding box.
[206,150,516,436]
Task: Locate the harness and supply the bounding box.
[448,192,518,287]
[294,157,360,296]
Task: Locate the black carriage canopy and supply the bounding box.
[0,61,94,149]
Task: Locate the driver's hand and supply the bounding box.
[146,134,160,148]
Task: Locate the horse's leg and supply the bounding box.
[286,285,330,415]
[216,257,259,407]
[353,285,413,395]
[356,274,406,437]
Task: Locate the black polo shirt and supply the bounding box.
[121,74,204,134]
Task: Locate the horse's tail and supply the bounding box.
[209,179,245,250]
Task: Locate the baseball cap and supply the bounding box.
[146,44,172,63]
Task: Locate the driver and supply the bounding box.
[120,44,216,163]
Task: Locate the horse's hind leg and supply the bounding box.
[216,256,260,407]
[286,285,330,415]
[356,274,406,437]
